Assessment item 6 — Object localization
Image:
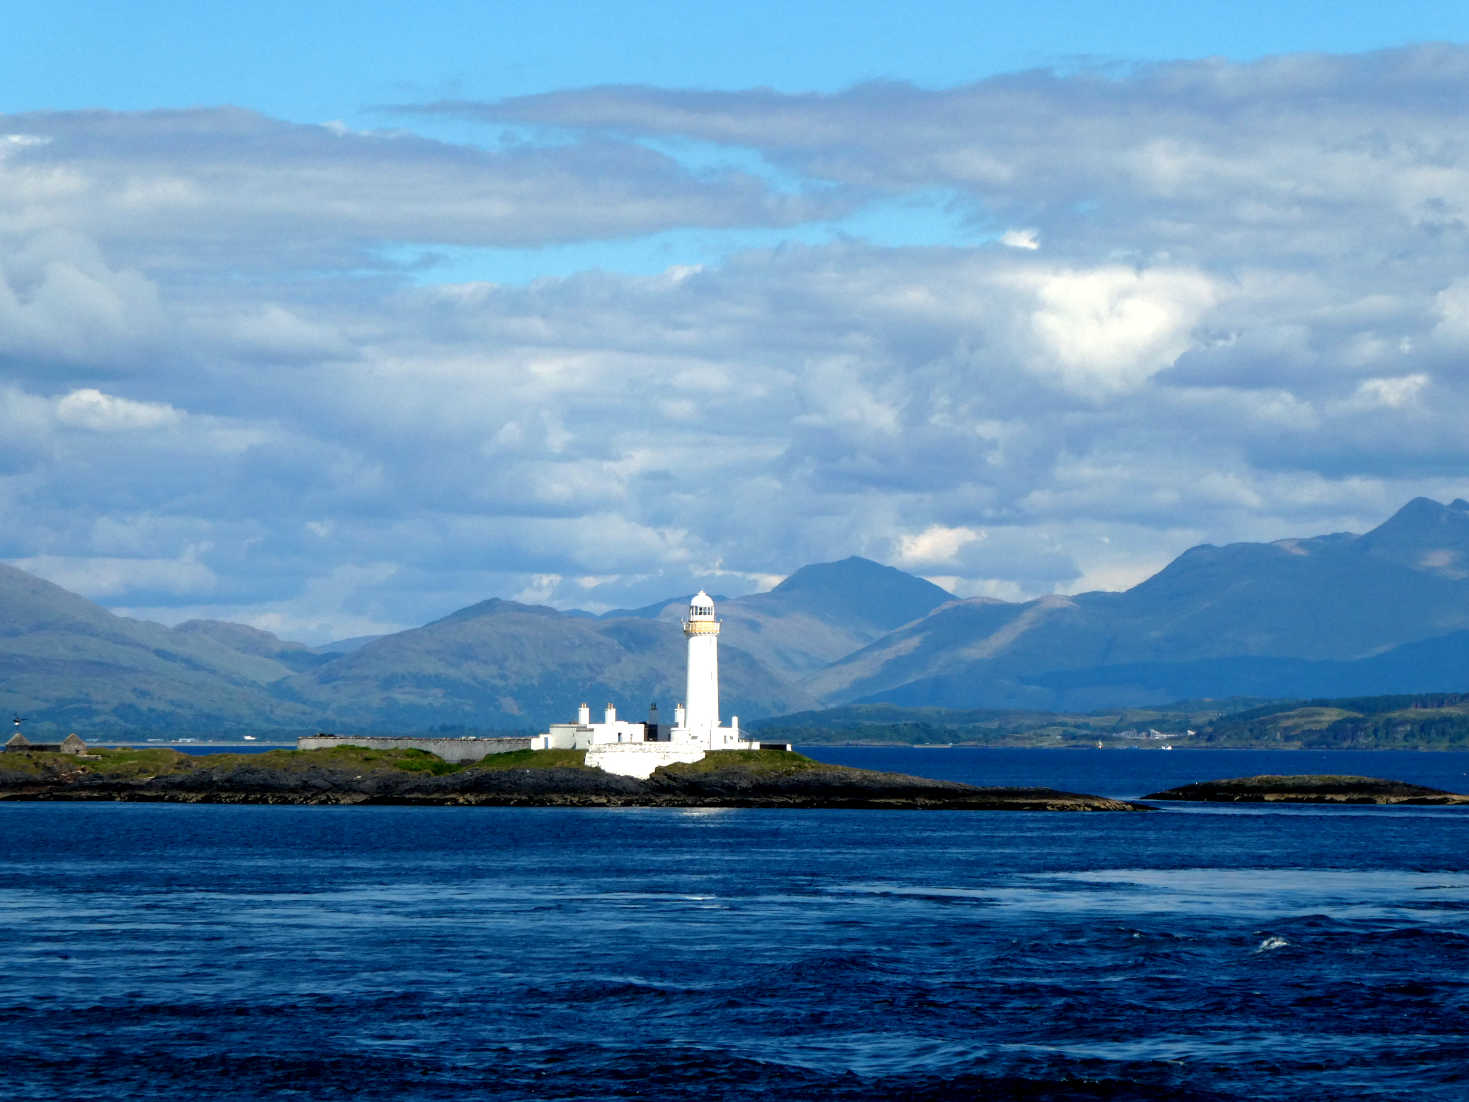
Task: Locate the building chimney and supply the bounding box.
[578,703,590,726]
[605,702,617,725]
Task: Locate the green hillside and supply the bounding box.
[1195,693,1469,749]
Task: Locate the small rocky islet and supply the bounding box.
[1144,773,1469,805]
[0,746,1144,811]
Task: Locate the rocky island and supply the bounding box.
[0,745,1145,811]
[1144,773,1469,805]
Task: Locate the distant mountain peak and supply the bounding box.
[1356,496,1469,580]
[1361,496,1469,542]
[1376,496,1469,526]
[757,556,955,632]
[1398,495,1447,514]
[429,597,562,627]
[772,556,896,592]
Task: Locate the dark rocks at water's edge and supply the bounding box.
[644,763,1143,811]
[12,749,1468,809]
[0,749,1145,811]
[1144,773,1469,805]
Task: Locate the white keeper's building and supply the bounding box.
[531,590,768,778]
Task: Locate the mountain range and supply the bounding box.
[7,498,1469,736]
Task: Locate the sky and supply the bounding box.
[5,3,1469,642]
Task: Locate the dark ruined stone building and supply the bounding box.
[4,732,88,754]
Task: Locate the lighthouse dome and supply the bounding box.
[688,590,715,619]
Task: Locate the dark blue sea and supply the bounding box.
[3,748,1469,1101]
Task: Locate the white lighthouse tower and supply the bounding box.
[532,588,767,775]
[682,589,720,739]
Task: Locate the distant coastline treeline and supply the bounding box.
[751,694,1469,750]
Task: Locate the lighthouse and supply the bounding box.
[531,587,776,776]
[682,589,720,739]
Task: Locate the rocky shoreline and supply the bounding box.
[10,749,1468,810]
[1144,773,1469,805]
[0,747,1145,811]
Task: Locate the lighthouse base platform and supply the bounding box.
[584,743,709,779]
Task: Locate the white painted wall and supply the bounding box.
[532,717,655,750]
[586,742,707,779]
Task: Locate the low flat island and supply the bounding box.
[1145,773,1469,805]
[0,746,1146,811]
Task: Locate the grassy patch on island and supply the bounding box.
[86,747,198,778]
[0,747,199,780]
[464,748,590,771]
[82,744,594,776]
[65,745,475,778]
[248,746,467,775]
[656,749,830,777]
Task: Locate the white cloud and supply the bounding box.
[897,525,985,567]
[13,552,216,600]
[512,573,562,605]
[0,108,844,278]
[1000,228,1039,250]
[213,304,355,363]
[1023,265,1219,392]
[1059,556,1175,596]
[0,230,165,368]
[55,388,181,432]
[931,577,1030,602]
[1346,373,1429,410]
[7,50,1469,633]
[115,561,409,643]
[0,133,50,155]
[1432,279,1469,346]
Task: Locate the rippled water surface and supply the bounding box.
[3,750,1469,1100]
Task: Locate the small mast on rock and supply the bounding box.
[533,590,775,778]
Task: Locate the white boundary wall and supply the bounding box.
[585,742,709,779]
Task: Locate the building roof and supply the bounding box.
[4,732,88,753]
